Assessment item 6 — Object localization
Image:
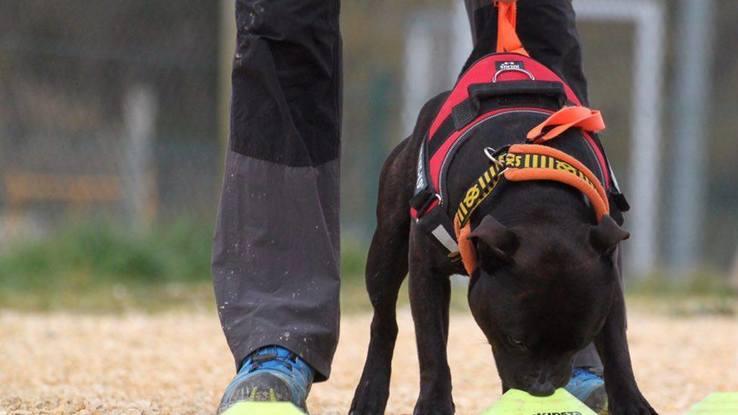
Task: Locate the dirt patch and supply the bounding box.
[1,308,736,414]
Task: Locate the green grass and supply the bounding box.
[625,271,737,316]
[1,222,735,315]
[0,220,212,286]
[0,221,371,312]
[0,220,214,311]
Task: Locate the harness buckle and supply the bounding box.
[410,189,441,217]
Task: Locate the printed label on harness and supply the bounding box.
[495,60,525,71]
[455,154,507,226]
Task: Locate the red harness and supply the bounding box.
[409,1,627,274]
[418,53,611,215]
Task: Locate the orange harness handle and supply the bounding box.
[453,144,610,276]
[527,106,606,143]
[496,1,529,56]
[505,144,610,221]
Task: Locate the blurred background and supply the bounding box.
[0,0,736,311]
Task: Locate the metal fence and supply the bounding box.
[0,0,220,242]
[0,0,736,279]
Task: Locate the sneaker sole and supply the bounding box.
[221,402,306,415]
[217,372,308,414]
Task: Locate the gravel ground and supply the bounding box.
[1,307,736,415]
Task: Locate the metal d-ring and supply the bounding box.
[484,147,505,169]
[492,67,535,83]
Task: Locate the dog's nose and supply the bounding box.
[528,380,556,397]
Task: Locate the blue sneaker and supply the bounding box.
[217,346,314,414]
[565,367,608,413]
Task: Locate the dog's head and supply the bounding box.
[466,213,628,396]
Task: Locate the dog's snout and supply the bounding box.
[527,380,556,397]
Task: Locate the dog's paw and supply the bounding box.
[349,376,391,415]
[609,394,657,415]
[412,398,455,415]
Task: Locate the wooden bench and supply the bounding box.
[4,173,122,206]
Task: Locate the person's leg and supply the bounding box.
[572,344,603,372]
[516,0,589,105]
[212,0,341,410]
[464,0,589,105]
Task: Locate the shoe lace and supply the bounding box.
[572,367,602,383]
[240,346,313,386]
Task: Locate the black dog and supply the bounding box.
[349,55,656,415]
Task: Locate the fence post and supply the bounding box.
[667,0,716,276]
[123,85,158,231]
[573,1,666,279]
[730,244,738,292]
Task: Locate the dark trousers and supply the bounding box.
[212,0,341,381]
[466,0,602,372]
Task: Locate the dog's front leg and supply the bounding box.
[595,283,657,415]
[408,233,454,415]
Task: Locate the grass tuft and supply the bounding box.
[0,220,213,310]
[0,221,371,311]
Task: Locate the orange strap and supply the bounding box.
[506,144,610,219]
[454,144,610,275]
[527,106,605,143]
[496,1,529,56]
[455,218,477,276]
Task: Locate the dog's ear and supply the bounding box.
[590,215,630,256]
[468,215,519,264]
